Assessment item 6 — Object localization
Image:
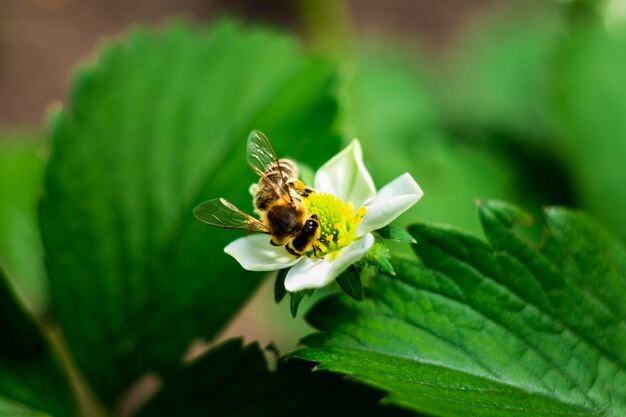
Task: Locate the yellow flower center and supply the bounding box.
[304,192,366,258]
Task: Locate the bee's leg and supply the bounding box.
[288,179,315,198]
[312,245,318,258]
[285,244,300,257]
[288,179,305,193]
[269,239,280,246]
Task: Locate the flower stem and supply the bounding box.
[295,0,355,61]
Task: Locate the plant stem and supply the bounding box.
[45,323,110,417]
[295,0,355,60]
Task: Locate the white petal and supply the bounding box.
[313,139,376,207]
[357,173,423,236]
[224,234,301,271]
[284,233,375,292]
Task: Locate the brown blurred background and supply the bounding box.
[0,0,500,129]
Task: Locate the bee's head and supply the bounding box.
[302,214,319,234]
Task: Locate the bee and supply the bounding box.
[193,130,319,257]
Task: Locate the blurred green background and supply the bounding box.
[1,0,625,415]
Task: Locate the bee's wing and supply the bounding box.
[193,198,269,233]
[246,130,280,175]
[246,130,292,203]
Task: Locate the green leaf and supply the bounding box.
[552,22,626,242]
[0,399,48,417]
[293,200,626,416]
[436,8,562,140]
[290,289,314,318]
[335,266,363,301]
[40,20,339,406]
[374,225,416,244]
[0,267,75,417]
[342,47,517,236]
[427,8,574,225]
[137,338,409,417]
[0,133,48,314]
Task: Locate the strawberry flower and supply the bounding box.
[225,140,423,292]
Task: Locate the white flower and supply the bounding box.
[224,140,423,292]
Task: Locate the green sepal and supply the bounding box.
[361,239,396,276]
[336,266,364,301]
[290,289,315,318]
[375,250,395,275]
[374,225,416,244]
[274,268,289,303]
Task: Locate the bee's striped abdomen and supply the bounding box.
[264,159,298,179]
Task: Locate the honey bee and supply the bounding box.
[193,130,320,257]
